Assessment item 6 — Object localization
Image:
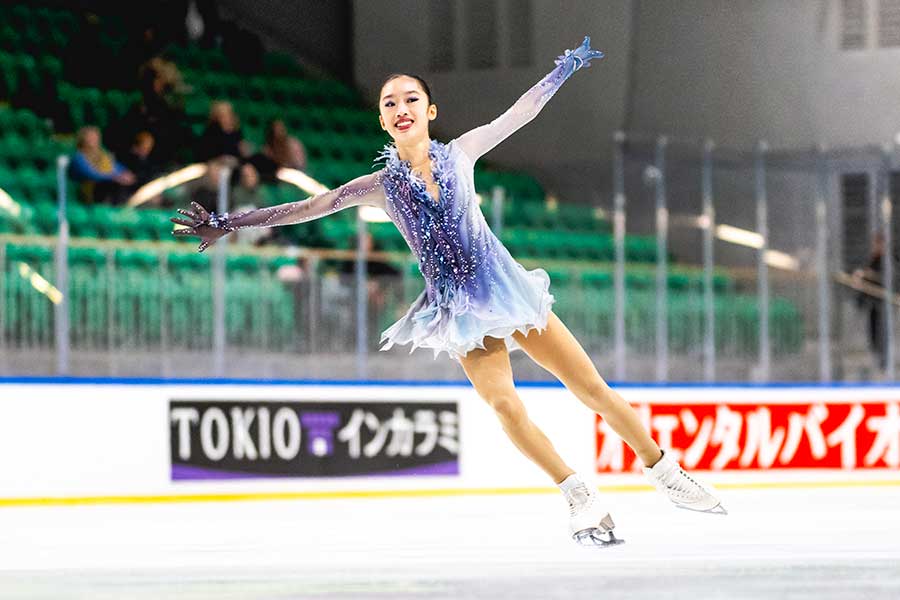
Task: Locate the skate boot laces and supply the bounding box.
[646,451,727,513]
[662,465,708,502]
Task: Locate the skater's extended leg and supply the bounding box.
[459,334,573,483]
[512,311,662,467]
[513,311,726,514]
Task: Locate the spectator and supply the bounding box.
[112,57,191,166]
[187,159,226,213]
[187,156,254,211]
[854,233,889,371]
[249,119,308,183]
[231,163,271,246]
[119,131,160,191]
[69,126,135,205]
[196,101,252,163]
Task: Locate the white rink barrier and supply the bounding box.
[0,379,899,503]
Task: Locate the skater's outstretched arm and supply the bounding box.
[171,169,386,252]
[454,35,604,163]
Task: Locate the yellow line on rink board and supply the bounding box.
[1,479,899,508]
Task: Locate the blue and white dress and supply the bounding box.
[217,41,599,361]
[374,137,555,361]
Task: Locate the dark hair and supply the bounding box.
[377,73,434,109]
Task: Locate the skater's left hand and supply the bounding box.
[555,35,605,71]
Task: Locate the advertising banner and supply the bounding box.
[597,400,900,472]
[170,399,460,480]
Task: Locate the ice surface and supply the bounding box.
[0,486,898,599]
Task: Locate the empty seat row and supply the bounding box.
[475,170,544,201]
[544,268,733,293]
[0,105,54,140]
[56,83,140,131]
[501,227,661,262]
[497,199,611,232]
[183,69,359,109]
[5,243,302,275]
[0,52,62,103]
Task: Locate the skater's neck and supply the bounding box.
[395,137,432,171]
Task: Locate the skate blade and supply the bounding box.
[676,502,728,516]
[573,528,625,548]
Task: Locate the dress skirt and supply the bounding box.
[379,263,555,362]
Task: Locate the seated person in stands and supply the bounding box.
[248,119,308,182]
[196,100,252,164]
[69,126,135,205]
[119,131,160,192]
[231,163,271,246]
[111,57,190,166]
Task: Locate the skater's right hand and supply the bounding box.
[170,201,232,253]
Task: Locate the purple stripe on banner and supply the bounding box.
[374,461,459,477]
[171,460,459,481]
[171,464,279,480]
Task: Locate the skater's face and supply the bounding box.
[378,76,436,143]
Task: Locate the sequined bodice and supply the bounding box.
[376,140,487,307]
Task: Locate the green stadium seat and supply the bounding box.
[66,201,97,238]
[263,51,305,77]
[69,246,107,267]
[626,271,655,289]
[7,243,53,266]
[582,271,613,289]
[625,236,657,262]
[136,209,176,242]
[168,251,211,273]
[268,255,298,271]
[226,254,261,273]
[115,248,159,270]
[31,201,58,234]
[667,272,690,291]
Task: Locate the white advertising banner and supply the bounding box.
[0,380,898,503]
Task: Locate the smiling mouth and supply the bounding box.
[396,120,414,130]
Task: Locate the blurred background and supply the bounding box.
[1,0,898,383]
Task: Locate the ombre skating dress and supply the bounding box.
[201,39,602,362]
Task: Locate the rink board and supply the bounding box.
[0,378,899,503]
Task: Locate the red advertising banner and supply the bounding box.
[596,401,900,472]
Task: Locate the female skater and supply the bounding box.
[172,36,726,547]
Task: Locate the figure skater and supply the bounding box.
[171,36,727,547]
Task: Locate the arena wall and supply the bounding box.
[1,379,898,505]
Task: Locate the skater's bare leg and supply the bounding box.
[512,311,663,467]
[460,335,574,483]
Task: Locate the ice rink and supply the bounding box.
[1,484,899,599]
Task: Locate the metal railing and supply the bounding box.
[1,136,898,381]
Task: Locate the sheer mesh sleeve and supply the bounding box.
[454,53,582,164]
[172,169,388,251]
[226,170,386,230]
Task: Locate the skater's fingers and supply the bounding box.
[172,228,197,237]
[170,217,195,227]
[190,202,210,219]
[177,208,198,220]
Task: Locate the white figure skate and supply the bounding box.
[564,479,625,547]
[644,449,727,515]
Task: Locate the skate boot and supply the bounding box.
[559,474,625,547]
[643,449,727,514]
